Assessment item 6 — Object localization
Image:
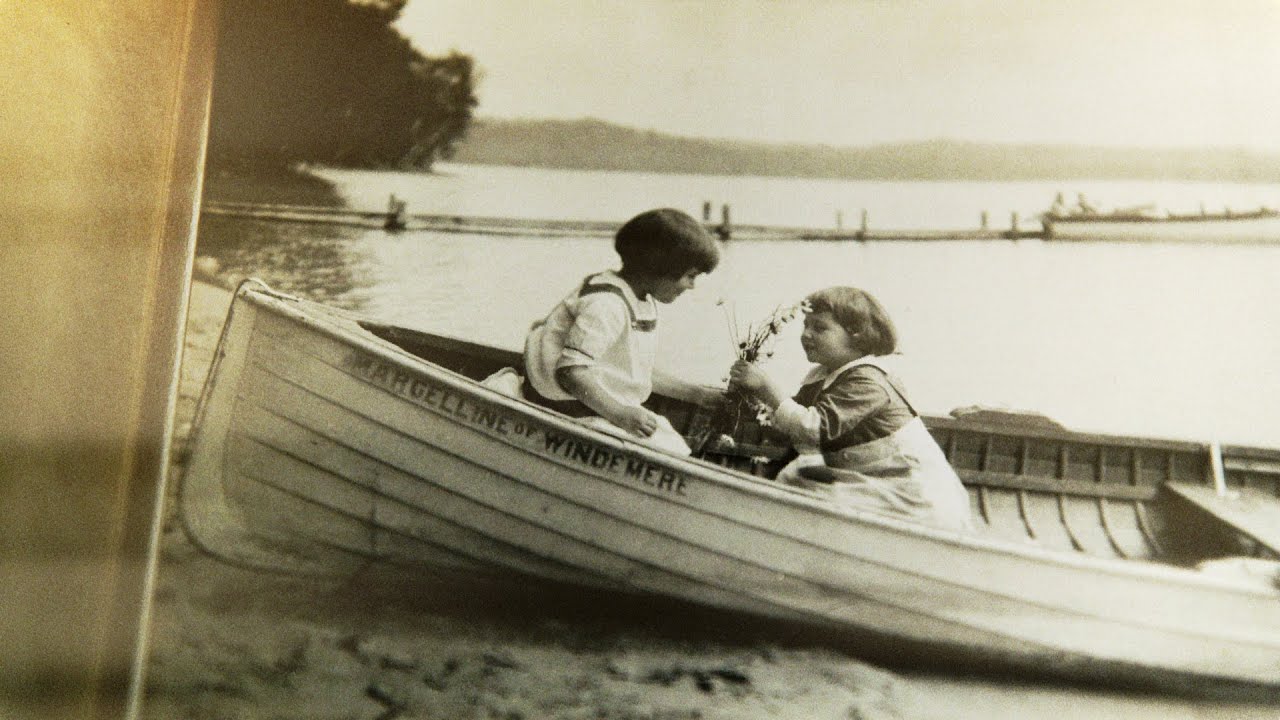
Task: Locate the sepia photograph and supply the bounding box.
[5,1,1280,719]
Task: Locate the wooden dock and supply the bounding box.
[201,200,1049,241]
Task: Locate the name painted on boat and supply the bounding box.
[344,352,690,496]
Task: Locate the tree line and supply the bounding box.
[206,0,476,172]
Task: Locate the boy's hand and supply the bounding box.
[612,406,660,438]
[560,366,661,438]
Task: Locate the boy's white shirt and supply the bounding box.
[525,270,658,409]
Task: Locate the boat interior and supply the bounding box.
[361,321,1280,576]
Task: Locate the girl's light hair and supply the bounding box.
[804,286,897,356]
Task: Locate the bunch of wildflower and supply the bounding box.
[698,299,808,453]
[723,300,808,363]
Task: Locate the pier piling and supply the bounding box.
[384,194,407,231]
[717,203,733,240]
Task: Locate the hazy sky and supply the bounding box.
[397,0,1280,150]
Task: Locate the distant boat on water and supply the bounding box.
[1041,193,1280,242]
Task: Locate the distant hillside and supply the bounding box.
[451,117,1280,182]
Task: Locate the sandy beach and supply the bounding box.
[141,275,1279,719]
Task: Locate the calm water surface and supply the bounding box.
[196,163,1280,448]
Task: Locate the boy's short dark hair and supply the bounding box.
[805,286,898,356]
[614,208,719,277]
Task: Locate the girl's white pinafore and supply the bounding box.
[777,356,973,532]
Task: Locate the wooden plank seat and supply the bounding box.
[1164,482,1280,556]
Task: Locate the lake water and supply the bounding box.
[196,162,1280,448]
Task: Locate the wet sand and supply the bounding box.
[141,275,1279,719]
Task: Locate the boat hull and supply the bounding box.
[179,284,1280,694]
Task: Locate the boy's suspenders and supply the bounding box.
[577,275,656,331]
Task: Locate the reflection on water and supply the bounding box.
[194,215,375,308]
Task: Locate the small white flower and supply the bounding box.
[716,434,736,449]
[750,455,769,465]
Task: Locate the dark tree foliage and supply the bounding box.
[207,0,477,171]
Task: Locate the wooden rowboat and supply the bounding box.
[179,280,1280,695]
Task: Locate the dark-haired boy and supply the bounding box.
[524,208,719,453]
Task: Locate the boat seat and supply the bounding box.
[1164,482,1280,556]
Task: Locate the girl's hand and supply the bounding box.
[729,359,767,392]
[729,359,785,410]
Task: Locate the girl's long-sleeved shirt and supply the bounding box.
[772,358,915,453]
